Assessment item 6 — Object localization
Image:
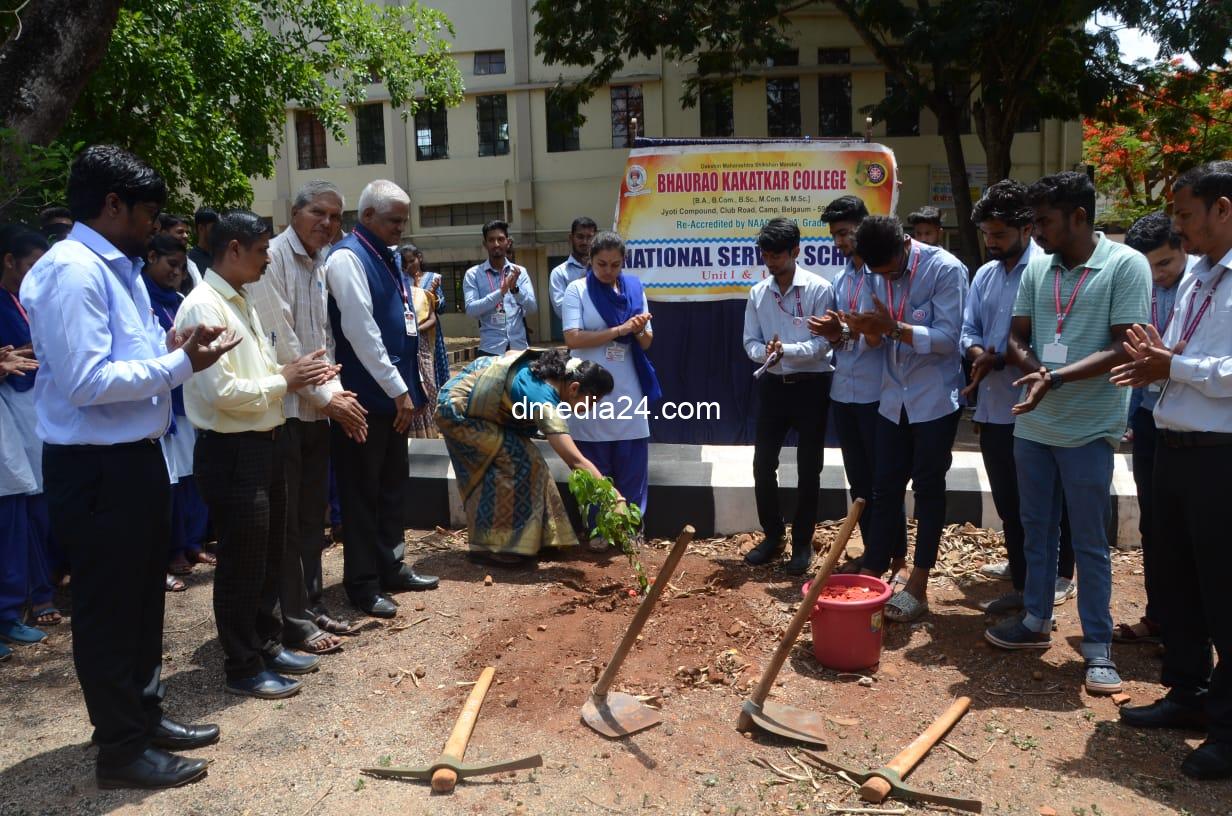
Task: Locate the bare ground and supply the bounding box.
[1,526,1227,816]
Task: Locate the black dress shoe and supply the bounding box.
[785,542,813,575]
[744,536,786,566]
[1120,697,1207,731]
[383,571,439,592]
[1181,740,1232,780]
[225,670,302,699]
[152,717,220,751]
[264,649,320,675]
[96,747,209,790]
[354,594,398,619]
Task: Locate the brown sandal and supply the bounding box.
[192,551,218,567]
[293,631,342,655]
[168,556,193,576]
[314,613,357,635]
[1113,618,1162,644]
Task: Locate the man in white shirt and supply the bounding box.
[326,180,438,621]
[741,218,836,575]
[463,220,537,354]
[1113,160,1232,781]
[247,180,369,650]
[549,216,596,318]
[21,145,236,789]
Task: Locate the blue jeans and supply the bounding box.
[1014,436,1114,657]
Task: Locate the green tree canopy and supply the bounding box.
[1,0,463,221]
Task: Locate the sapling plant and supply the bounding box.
[568,469,647,592]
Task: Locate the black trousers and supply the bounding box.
[332,413,410,601]
[195,430,286,682]
[43,440,169,768]
[1153,439,1232,741]
[977,421,1074,590]
[752,373,831,549]
[866,408,960,573]
[833,400,906,555]
[1130,407,1160,622]
[281,418,331,627]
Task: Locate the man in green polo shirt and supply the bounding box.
[983,171,1149,697]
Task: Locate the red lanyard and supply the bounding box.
[6,290,28,324]
[1150,286,1174,335]
[844,270,866,312]
[771,285,802,319]
[886,249,921,322]
[1178,267,1228,344]
[1052,266,1093,341]
[353,231,408,311]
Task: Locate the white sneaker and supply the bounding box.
[1053,577,1076,606]
[980,560,1011,580]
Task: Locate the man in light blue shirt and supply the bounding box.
[549,216,596,318]
[742,218,835,575]
[20,145,236,790]
[463,219,537,355]
[844,215,967,622]
[961,180,1076,616]
[809,195,905,561]
[1116,212,1190,644]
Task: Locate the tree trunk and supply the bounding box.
[0,0,123,145]
[936,109,980,272]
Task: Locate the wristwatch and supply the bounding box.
[1046,369,1064,390]
[888,323,903,342]
[839,323,852,345]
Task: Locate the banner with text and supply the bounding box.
[614,142,898,301]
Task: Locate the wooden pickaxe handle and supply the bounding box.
[859,696,972,803]
[744,499,864,710]
[592,525,695,698]
[431,666,496,792]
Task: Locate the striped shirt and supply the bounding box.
[1012,233,1150,448]
[246,227,341,422]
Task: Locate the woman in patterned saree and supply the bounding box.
[406,284,441,438]
[436,347,617,566]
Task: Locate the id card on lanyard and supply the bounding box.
[354,231,417,336]
[1042,266,1093,364]
[485,265,509,326]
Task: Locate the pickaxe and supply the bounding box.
[804,697,983,812]
[362,666,542,792]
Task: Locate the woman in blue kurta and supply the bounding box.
[141,234,213,590]
[561,231,660,548]
[0,227,60,635]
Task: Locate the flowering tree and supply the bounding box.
[1084,62,1232,225]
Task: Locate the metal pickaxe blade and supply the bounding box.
[801,753,983,812]
[362,752,543,782]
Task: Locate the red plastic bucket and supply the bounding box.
[801,574,892,671]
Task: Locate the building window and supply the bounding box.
[474,50,506,76]
[884,74,920,137]
[767,78,801,138]
[476,94,510,157]
[699,82,734,138]
[433,261,477,313]
[546,92,581,153]
[818,48,852,137]
[1016,105,1041,133]
[419,201,507,228]
[355,103,386,165]
[766,49,799,68]
[414,103,449,161]
[295,110,328,170]
[610,85,644,149]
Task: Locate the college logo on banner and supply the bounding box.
[614,142,899,302]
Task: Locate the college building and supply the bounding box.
[250,1,1083,339]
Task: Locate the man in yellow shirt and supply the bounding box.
[177,210,334,699]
